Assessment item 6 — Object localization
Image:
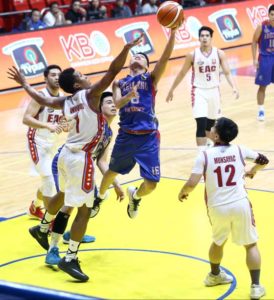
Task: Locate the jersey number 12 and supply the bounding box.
[213,164,236,187]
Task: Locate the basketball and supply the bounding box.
[157,1,184,28]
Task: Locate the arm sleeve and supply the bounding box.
[239,145,259,161]
[192,152,205,174]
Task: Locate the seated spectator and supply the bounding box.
[111,0,132,18]
[87,0,107,20]
[16,9,47,31]
[65,0,87,24]
[43,2,67,27]
[141,0,158,14]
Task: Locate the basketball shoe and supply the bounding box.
[58,257,89,282]
[204,270,233,286]
[90,191,109,218]
[127,186,141,219]
[250,284,265,299]
[28,201,44,220]
[257,110,265,121]
[45,247,61,265]
[63,232,96,244]
[29,225,49,250]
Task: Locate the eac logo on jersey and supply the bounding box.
[3,38,47,77]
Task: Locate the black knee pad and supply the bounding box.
[52,211,70,234]
[195,118,207,137]
[206,118,215,132]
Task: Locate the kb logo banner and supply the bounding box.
[3,37,48,77]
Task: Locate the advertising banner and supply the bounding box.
[0,0,271,91]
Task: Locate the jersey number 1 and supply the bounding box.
[213,164,236,187]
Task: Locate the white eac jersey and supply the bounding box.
[27,88,63,146]
[63,89,105,152]
[192,47,220,89]
[192,145,259,208]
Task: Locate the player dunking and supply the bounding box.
[166,26,239,152]
[252,4,274,121]
[23,65,63,219]
[178,117,268,300]
[95,26,179,219]
[8,35,142,281]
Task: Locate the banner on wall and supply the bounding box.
[0,0,271,91]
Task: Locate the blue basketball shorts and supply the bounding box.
[255,55,274,86]
[109,130,161,182]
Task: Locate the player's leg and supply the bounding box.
[232,198,265,298]
[255,56,272,121]
[192,88,208,151]
[205,118,215,147]
[204,205,233,286]
[127,131,160,218]
[57,149,95,281]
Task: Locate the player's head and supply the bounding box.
[58,68,91,94]
[129,52,149,72]
[100,91,117,118]
[44,65,62,89]
[198,26,214,46]
[212,117,238,145]
[268,4,274,20]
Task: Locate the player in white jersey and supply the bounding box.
[23,65,63,219]
[166,26,239,152]
[8,34,143,282]
[178,117,268,300]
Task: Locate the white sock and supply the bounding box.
[49,232,62,251]
[33,198,43,208]
[133,189,141,200]
[40,211,55,233]
[65,239,80,262]
[98,192,106,199]
[258,105,264,111]
[198,145,207,152]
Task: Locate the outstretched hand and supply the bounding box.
[178,189,188,202]
[7,66,27,86]
[126,33,144,49]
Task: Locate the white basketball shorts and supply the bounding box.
[208,198,258,246]
[191,87,221,119]
[58,146,96,208]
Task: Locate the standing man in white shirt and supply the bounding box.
[166,26,239,152]
[178,117,268,300]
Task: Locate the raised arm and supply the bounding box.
[151,27,177,87]
[166,52,193,102]
[112,80,138,109]
[7,67,66,109]
[87,34,144,107]
[251,25,262,68]
[218,49,239,99]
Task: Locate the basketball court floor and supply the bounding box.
[0,44,274,299]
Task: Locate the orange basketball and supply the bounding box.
[157,1,184,28]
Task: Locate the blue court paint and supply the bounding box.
[0,248,237,300]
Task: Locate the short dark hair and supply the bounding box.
[43,64,62,78]
[99,91,113,112]
[269,4,274,14]
[215,117,238,144]
[58,68,77,94]
[31,9,40,17]
[50,1,59,9]
[199,26,214,37]
[137,52,149,68]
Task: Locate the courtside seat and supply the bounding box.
[28,0,46,10]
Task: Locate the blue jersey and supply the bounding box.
[259,21,274,56]
[118,72,158,132]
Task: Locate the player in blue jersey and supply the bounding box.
[252,4,274,121]
[95,26,180,219]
